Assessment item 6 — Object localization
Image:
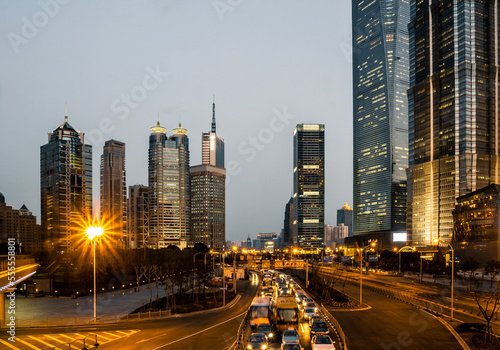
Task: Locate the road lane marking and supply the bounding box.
[99,330,140,346]
[103,331,121,338]
[0,339,21,350]
[44,334,66,345]
[15,338,42,350]
[58,333,78,342]
[116,330,132,335]
[94,333,114,341]
[136,333,167,344]
[151,311,247,349]
[28,335,55,347]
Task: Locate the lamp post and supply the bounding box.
[434,238,454,321]
[86,226,103,322]
[358,248,363,306]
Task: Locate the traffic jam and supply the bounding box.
[243,271,337,350]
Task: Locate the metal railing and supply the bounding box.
[319,304,348,350]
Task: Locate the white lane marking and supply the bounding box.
[136,333,167,344]
[151,311,246,350]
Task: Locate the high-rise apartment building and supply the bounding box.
[127,184,149,249]
[407,0,500,246]
[148,122,190,249]
[352,0,410,237]
[0,194,42,253]
[293,124,325,251]
[283,197,294,246]
[41,116,92,252]
[190,102,226,251]
[100,140,126,247]
[336,203,353,237]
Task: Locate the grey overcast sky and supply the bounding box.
[0,0,353,244]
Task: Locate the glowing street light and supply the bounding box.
[86,226,103,322]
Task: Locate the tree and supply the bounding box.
[474,284,500,341]
[484,260,500,288]
[193,243,209,253]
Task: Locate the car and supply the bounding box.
[256,323,274,341]
[310,320,329,336]
[246,332,268,350]
[282,327,300,344]
[311,335,336,350]
[302,298,314,307]
[305,302,318,313]
[33,290,44,297]
[302,307,316,320]
[309,315,323,327]
[281,342,304,350]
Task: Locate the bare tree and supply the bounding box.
[474,283,500,341]
[134,265,144,292]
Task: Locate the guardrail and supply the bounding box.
[319,303,348,350]
[229,311,248,350]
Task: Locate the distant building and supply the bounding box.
[246,235,252,248]
[334,224,349,243]
[148,122,190,249]
[253,239,259,250]
[324,224,334,249]
[40,116,92,252]
[337,203,353,237]
[101,140,127,247]
[283,197,294,246]
[257,232,278,253]
[190,102,226,251]
[293,124,325,251]
[453,184,500,265]
[0,194,42,253]
[127,185,149,249]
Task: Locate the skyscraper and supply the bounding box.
[352,0,410,237]
[407,0,500,246]
[127,184,149,249]
[148,122,190,249]
[293,124,325,251]
[283,197,294,246]
[100,140,126,247]
[202,100,225,167]
[190,102,226,251]
[336,202,353,237]
[40,116,92,252]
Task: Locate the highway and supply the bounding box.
[0,278,259,350]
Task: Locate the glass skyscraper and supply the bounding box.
[407,0,500,246]
[148,122,190,249]
[40,116,92,252]
[293,124,325,251]
[352,0,410,236]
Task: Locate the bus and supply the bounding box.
[248,296,272,329]
[272,296,299,331]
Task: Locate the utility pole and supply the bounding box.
[223,254,225,306]
[233,253,237,294]
[306,259,309,288]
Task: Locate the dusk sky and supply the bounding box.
[0,0,353,243]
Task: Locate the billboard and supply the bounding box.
[368,255,378,262]
[341,256,351,263]
[393,232,408,242]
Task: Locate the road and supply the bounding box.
[0,278,259,350]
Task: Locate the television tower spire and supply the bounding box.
[211,94,216,133]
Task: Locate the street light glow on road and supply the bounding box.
[86,226,104,240]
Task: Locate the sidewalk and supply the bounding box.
[404,272,499,292]
[10,285,166,321]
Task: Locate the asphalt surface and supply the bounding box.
[0,277,260,350]
[329,282,463,350]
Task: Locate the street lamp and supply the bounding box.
[86,226,103,322]
[434,238,454,321]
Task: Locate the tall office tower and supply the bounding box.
[148,122,190,249]
[100,140,126,247]
[352,0,410,237]
[190,104,226,251]
[0,194,42,253]
[202,100,225,167]
[407,0,500,246]
[292,124,325,251]
[336,203,353,237]
[127,185,149,249]
[41,116,92,252]
[283,197,294,246]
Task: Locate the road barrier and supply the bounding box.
[319,303,348,350]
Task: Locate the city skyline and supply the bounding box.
[0,1,353,243]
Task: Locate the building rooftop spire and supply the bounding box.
[150,121,167,133]
[211,95,216,133]
[172,122,188,135]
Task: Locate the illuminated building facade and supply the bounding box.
[352,0,409,237]
[190,103,226,251]
[148,122,190,249]
[293,124,325,251]
[40,116,92,252]
[127,184,149,249]
[0,195,42,253]
[100,140,126,247]
[407,0,500,246]
[453,184,500,265]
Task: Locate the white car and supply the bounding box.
[282,328,300,345]
[311,335,336,350]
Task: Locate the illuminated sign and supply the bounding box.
[393,232,407,242]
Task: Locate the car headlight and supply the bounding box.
[261,345,267,350]
[268,333,273,338]
[247,345,252,349]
